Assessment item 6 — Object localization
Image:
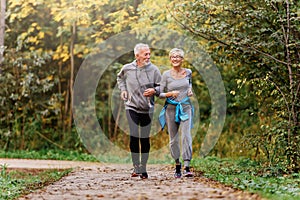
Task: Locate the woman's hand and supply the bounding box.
[167,90,179,98]
[187,89,193,97]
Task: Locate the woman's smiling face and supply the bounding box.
[170,54,183,67]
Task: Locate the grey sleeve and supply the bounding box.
[154,68,162,96]
[159,72,168,98]
[116,67,127,91]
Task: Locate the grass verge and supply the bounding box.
[193,156,300,200]
[0,164,72,200]
[0,149,98,162]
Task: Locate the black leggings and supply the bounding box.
[126,109,153,166]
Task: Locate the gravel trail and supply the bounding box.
[0,159,263,200]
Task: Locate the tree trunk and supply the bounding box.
[68,22,76,133]
[133,0,140,13]
[108,76,111,137]
[58,31,64,133]
[0,0,6,65]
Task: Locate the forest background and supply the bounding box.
[0,0,299,172]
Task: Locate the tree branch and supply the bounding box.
[266,76,291,117]
[166,3,289,66]
[244,45,288,65]
[166,5,230,47]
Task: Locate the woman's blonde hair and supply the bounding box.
[169,48,184,58]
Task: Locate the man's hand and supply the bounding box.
[143,88,156,97]
[121,91,128,100]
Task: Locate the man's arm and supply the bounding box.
[117,67,128,100]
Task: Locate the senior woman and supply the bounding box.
[159,48,194,178]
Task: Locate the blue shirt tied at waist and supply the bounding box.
[159,96,194,130]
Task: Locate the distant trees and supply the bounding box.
[0,0,298,171]
[0,0,140,150]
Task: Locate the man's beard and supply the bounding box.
[141,60,150,66]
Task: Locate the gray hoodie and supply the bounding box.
[117,60,161,113]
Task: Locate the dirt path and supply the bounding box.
[0,159,263,200]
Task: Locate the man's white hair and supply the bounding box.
[134,43,150,55]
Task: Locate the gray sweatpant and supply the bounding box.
[166,104,192,166]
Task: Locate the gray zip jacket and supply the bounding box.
[117,60,161,113]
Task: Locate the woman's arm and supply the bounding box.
[159,71,179,98]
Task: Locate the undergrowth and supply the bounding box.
[193,156,300,200]
[0,164,71,200]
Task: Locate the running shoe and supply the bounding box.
[131,165,141,177]
[183,166,193,177]
[140,172,148,179]
[174,163,182,178]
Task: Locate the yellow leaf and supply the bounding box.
[38,31,45,39]
[31,22,38,27]
[47,75,54,81]
[205,18,211,24]
[27,36,38,43]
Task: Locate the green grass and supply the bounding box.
[0,149,98,162]
[0,149,90,200]
[0,149,172,164]
[192,156,300,200]
[0,164,71,200]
